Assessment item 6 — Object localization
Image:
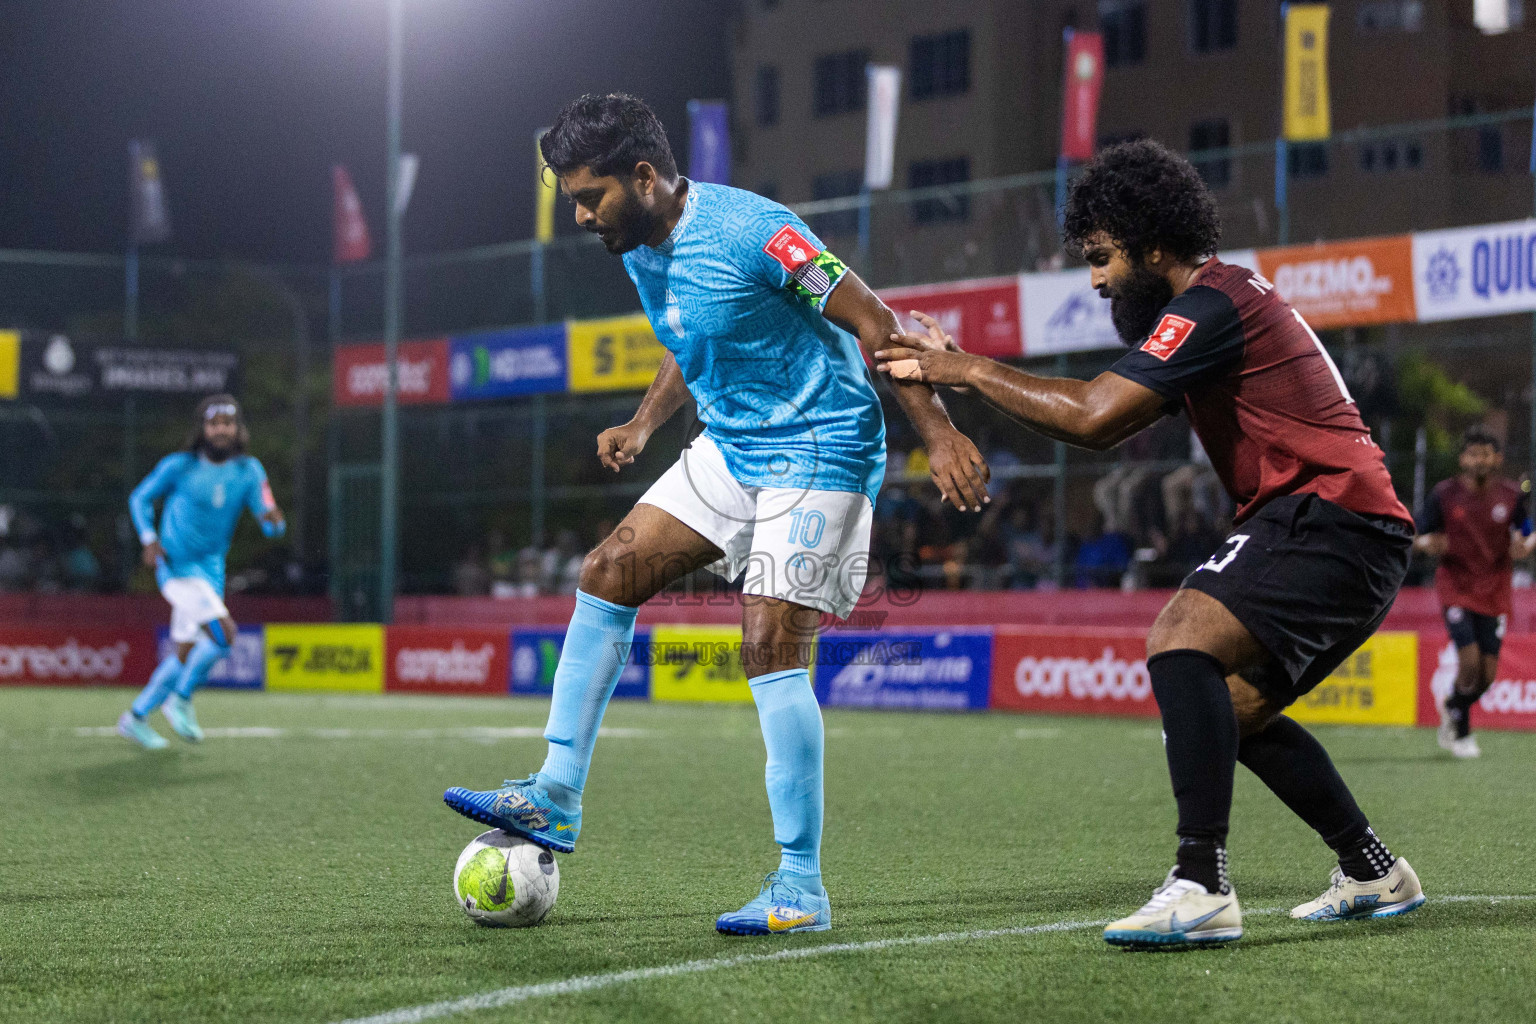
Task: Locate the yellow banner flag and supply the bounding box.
[1284,4,1331,141]
[535,128,556,244]
[0,331,19,399]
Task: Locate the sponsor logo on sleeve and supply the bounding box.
[1142,314,1197,361]
[764,225,836,299]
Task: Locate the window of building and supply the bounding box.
[760,0,780,9]
[1359,138,1423,173]
[1188,119,1231,189]
[810,169,863,236]
[1100,1,1147,67]
[756,66,780,127]
[813,50,869,117]
[1189,0,1238,52]
[909,157,971,224]
[1098,129,1146,149]
[1478,126,1504,173]
[910,29,971,99]
[1288,142,1329,179]
[1356,0,1424,32]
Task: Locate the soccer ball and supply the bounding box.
[453,829,560,927]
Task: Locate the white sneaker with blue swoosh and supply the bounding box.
[1290,858,1425,921]
[1103,871,1243,948]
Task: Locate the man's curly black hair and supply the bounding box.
[1062,139,1221,265]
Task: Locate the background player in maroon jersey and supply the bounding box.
[877,140,1425,948]
[1415,427,1536,758]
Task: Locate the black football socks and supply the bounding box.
[1237,715,1396,881]
[1148,649,1238,894]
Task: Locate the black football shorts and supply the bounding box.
[1180,493,1412,708]
[1443,605,1505,657]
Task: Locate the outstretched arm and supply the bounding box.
[875,324,1168,451]
[823,274,991,510]
[597,352,690,473]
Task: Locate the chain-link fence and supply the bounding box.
[5,108,1535,610]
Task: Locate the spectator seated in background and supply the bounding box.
[1073,513,1133,589]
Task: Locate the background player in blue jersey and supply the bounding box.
[117,395,285,749]
[444,94,990,935]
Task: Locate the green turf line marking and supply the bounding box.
[329,895,1536,1024]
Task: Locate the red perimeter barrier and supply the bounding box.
[394,588,1534,633]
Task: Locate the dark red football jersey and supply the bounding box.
[1110,259,1412,528]
[1420,477,1528,616]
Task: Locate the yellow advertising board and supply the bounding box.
[1290,631,1417,726]
[0,331,19,399]
[650,624,754,704]
[567,313,667,393]
[265,623,385,693]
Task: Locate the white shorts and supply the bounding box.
[161,576,230,644]
[638,435,875,619]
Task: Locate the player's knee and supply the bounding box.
[577,544,628,602]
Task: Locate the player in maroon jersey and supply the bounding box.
[1415,427,1536,758]
[876,140,1425,947]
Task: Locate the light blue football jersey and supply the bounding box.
[129,452,274,593]
[621,181,886,503]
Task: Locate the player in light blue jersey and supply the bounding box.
[445,94,990,935]
[117,395,285,749]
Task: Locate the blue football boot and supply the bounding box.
[442,776,580,854]
[716,872,831,936]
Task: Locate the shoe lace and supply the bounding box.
[1135,869,1195,915]
[500,775,538,789]
[1322,866,1349,897]
[759,871,800,907]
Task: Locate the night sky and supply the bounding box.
[0,0,731,263]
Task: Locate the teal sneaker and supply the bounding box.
[161,695,204,743]
[716,872,831,936]
[117,711,169,751]
[442,776,580,854]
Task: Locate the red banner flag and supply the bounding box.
[1059,32,1105,162]
[332,165,372,264]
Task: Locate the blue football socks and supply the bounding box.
[131,654,184,718]
[749,667,825,891]
[173,632,229,700]
[536,590,640,814]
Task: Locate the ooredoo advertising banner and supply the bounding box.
[879,277,1024,358]
[155,625,265,690]
[1418,634,1536,731]
[386,625,510,696]
[1412,219,1536,323]
[333,338,451,407]
[988,627,1157,718]
[510,627,649,700]
[813,629,991,710]
[1256,235,1417,329]
[0,627,158,687]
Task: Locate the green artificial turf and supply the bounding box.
[1,687,1532,1024]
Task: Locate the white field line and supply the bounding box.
[329,894,1536,1024]
[70,726,650,740]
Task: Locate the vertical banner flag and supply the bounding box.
[535,128,556,244]
[128,140,171,243]
[332,165,372,264]
[1283,5,1332,141]
[1059,32,1105,162]
[686,100,732,186]
[864,65,901,190]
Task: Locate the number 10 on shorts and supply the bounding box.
[787,508,826,548]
